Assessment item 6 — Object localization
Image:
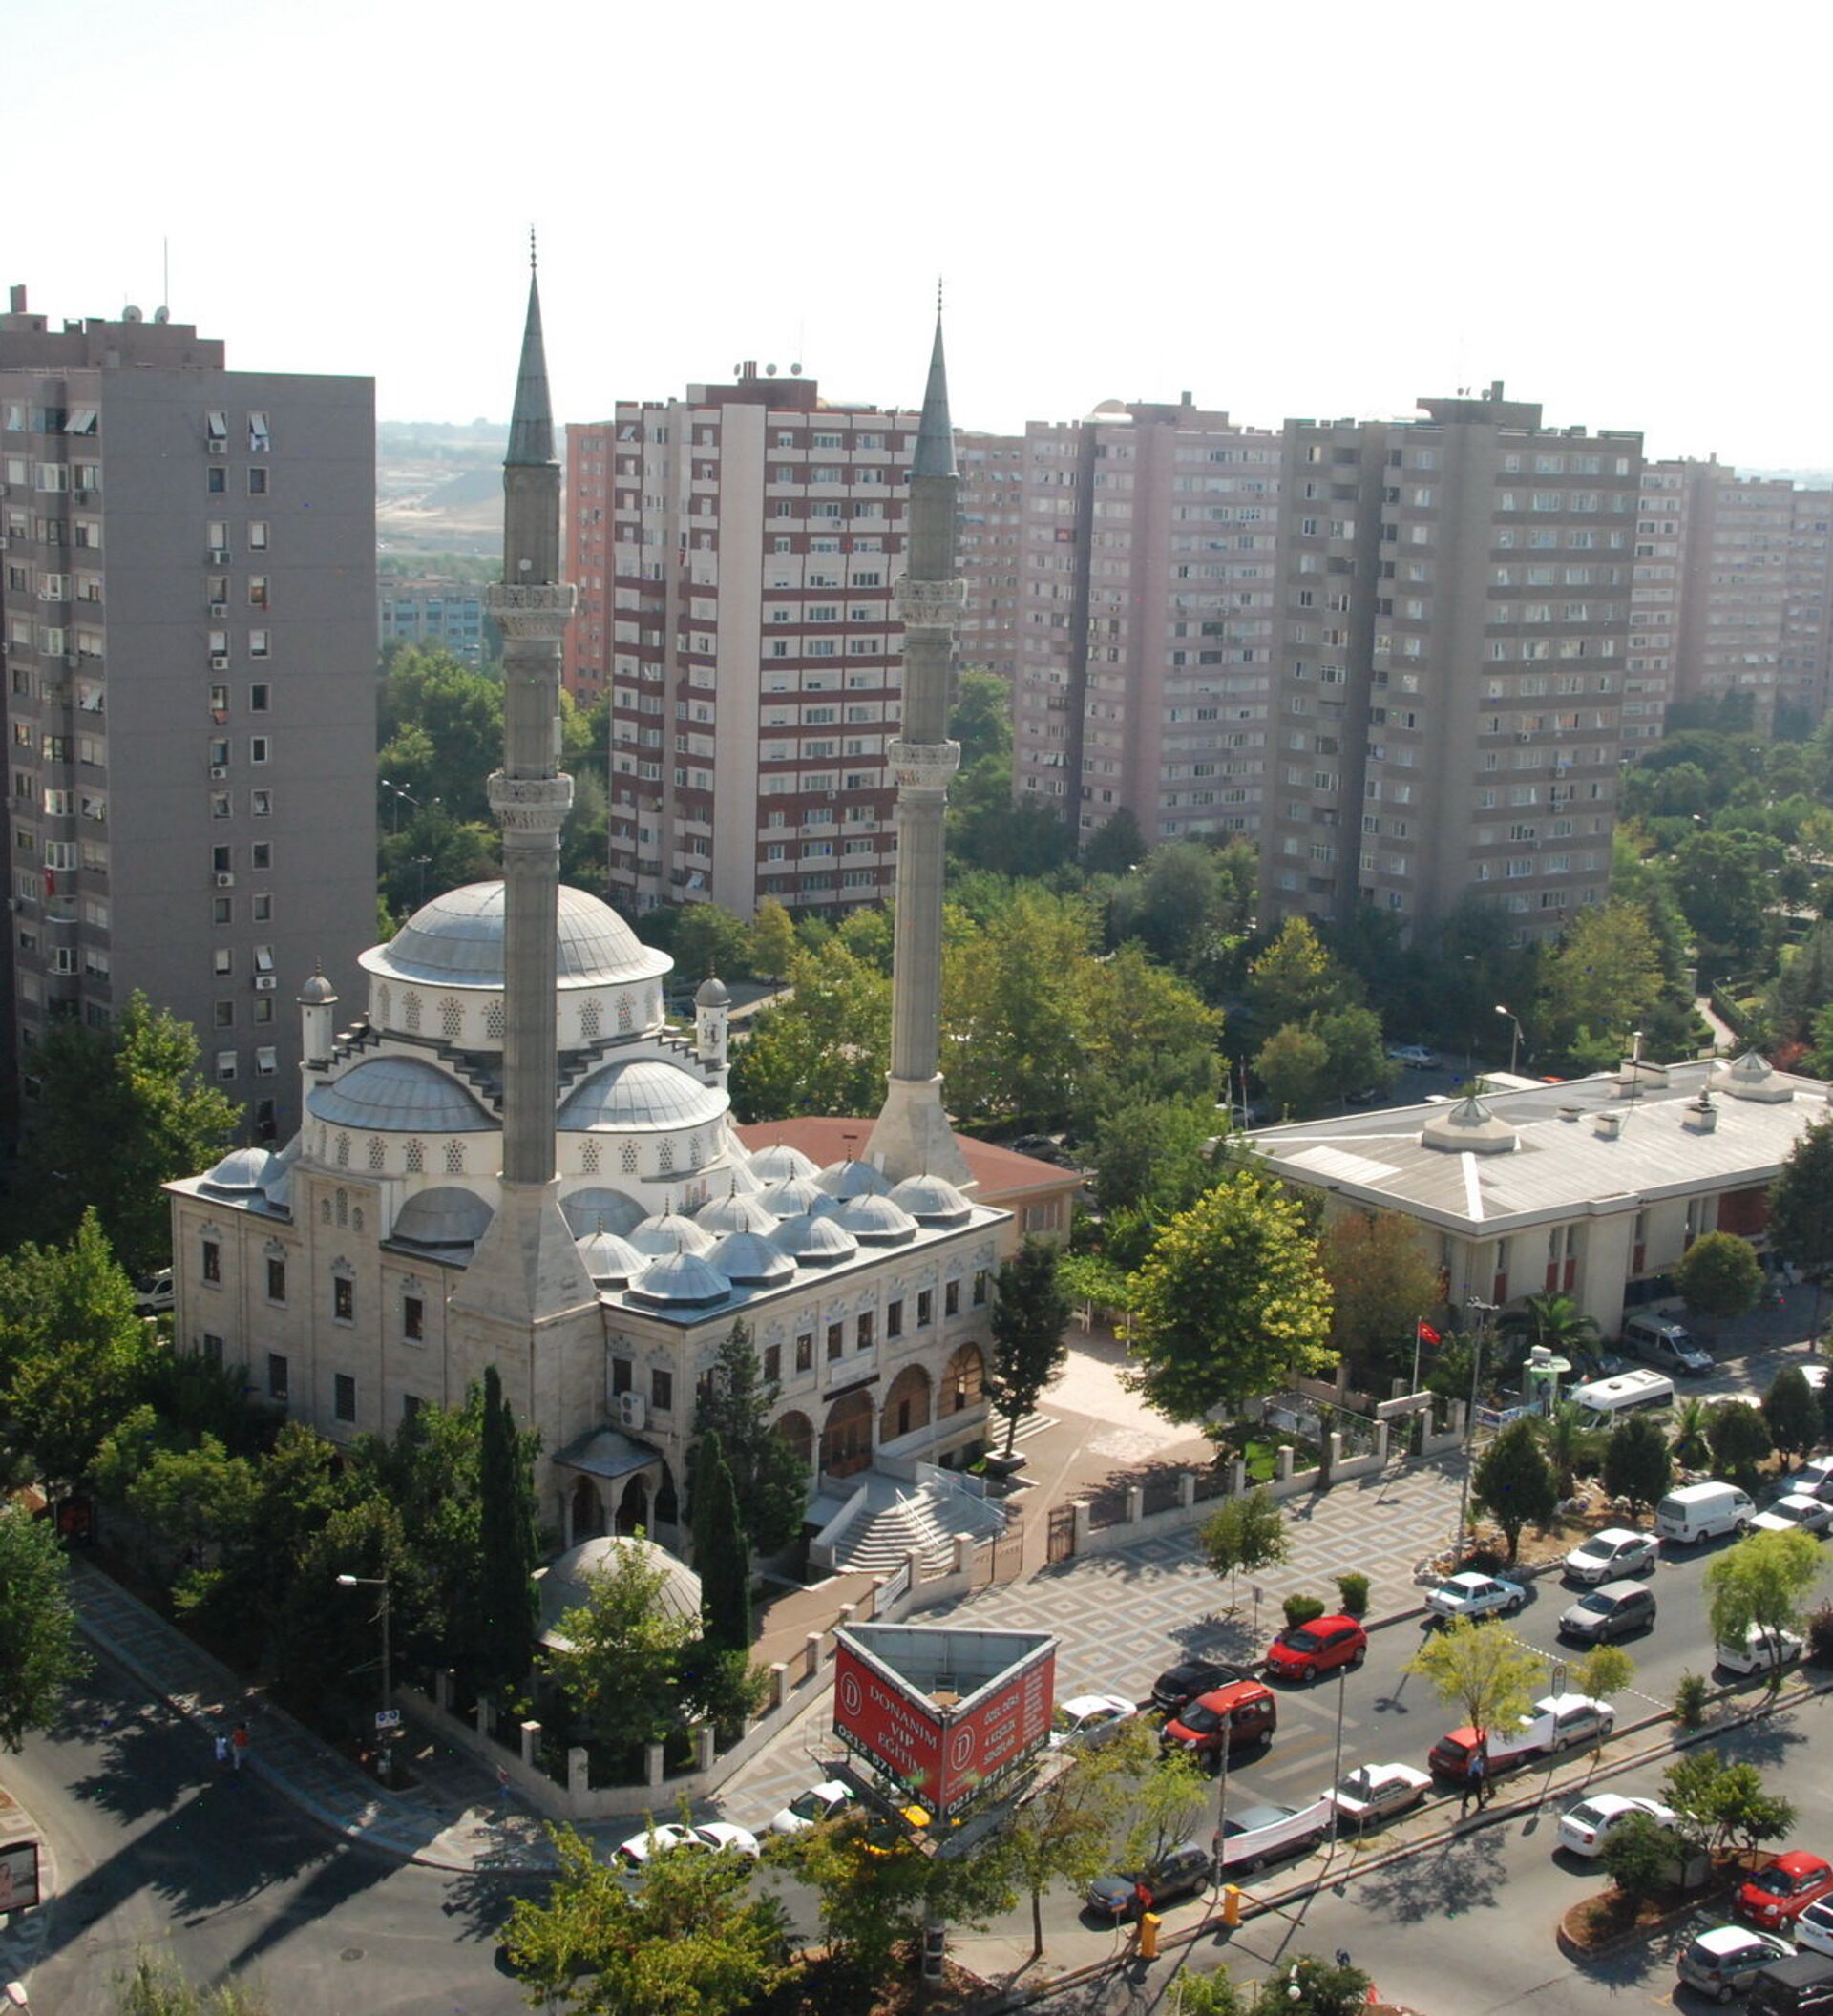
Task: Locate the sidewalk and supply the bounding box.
[0,1777,54,1991]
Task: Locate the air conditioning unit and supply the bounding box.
[208,601,227,617]
[214,872,235,888]
[209,765,228,780]
[207,438,227,454]
[616,1390,647,1433]
[253,976,277,992]
[209,548,230,564]
[211,655,229,671]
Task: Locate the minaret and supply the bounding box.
[867,313,975,1190]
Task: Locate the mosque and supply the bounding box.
[163,269,1059,1557]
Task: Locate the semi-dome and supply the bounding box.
[540,1536,700,1649]
[360,880,670,990]
[758,1174,834,1219]
[200,1146,281,1195]
[889,1172,973,1226]
[390,1186,495,1250]
[628,1208,717,1258]
[817,1158,893,1200]
[694,1185,782,1236]
[575,1226,645,1286]
[557,1057,729,1133]
[707,1229,795,1287]
[560,1188,643,1237]
[747,1142,818,1184]
[835,1192,918,1246]
[773,1210,859,1265]
[625,1249,731,1309]
[307,1057,495,1133]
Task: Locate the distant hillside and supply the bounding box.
[378,421,509,557]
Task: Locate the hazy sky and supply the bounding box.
[11,0,1831,469]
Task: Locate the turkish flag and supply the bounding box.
[1416,1320,1442,1346]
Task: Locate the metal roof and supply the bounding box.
[360,881,669,990]
[557,1057,728,1133]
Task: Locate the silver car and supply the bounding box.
[1562,1527,1658,1585]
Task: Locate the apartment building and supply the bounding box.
[0,287,376,1141]
[955,429,1024,682]
[1010,399,1280,846]
[1261,384,1642,942]
[566,367,919,917]
[1626,458,1691,744]
[378,576,496,664]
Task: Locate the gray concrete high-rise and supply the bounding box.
[0,285,375,1140]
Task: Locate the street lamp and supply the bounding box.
[1454,1299,1497,1560]
[1494,1004,1523,1078]
[336,1570,395,1784]
[378,776,433,835]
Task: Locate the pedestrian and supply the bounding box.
[1133,1878,1154,1922]
[495,1763,511,1802]
[213,1731,229,1771]
[231,1720,250,1773]
[1461,1748,1485,1816]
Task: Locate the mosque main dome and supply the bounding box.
[360,881,670,992]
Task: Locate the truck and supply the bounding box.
[1428,1692,1614,1780]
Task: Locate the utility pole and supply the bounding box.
[1453,1298,1496,1559]
[336,1570,394,1785]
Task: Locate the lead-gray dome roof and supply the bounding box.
[694,1186,782,1236]
[557,1058,729,1133]
[391,1186,495,1249]
[359,880,670,990]
[759,1174,834,1219]
[773,1210,859,1264]
[835,1192,918,1245]
[200,1145,282,1195]
[308,1057,495,1133]
[628,1209,716,1258]
[748,1143,818,1184]
[627,1249,731,1309]
[695,974,731,1008]
[575,1227,645,1285]
[707,1229,795,1287]
[817,1158,893,1200]
[560,1188,643,1237]
[889,1173,973,1225]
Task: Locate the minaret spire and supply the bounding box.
[867,306,974,1190]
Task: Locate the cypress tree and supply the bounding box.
[691,1430,752,1655]
[474,1364,538,1700]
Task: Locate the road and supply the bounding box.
[6,1655,534,2016]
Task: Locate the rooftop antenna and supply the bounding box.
[529,224,537,273]
[937,274,944,315]
[162,235,169,313]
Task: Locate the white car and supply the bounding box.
[769,1779,855,1837]
[1796,1895,1833,1960]
[1386,1043,1437,1068]
[1426,1571,1527,1622]
[1716,1624,1806,1675]
[1752,1492,1833,1539]
[1048,1693,1139,1749]
[1563,1527,1659,1585]
[1798,1454,1833,1504]
[1326,1763,1431,1829]
[1557,1793,1677,1858]
[616,1820,760,1867]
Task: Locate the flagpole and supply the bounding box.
[1410,1316,1423,1399]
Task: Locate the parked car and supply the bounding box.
[1264,1613,1368,1684]
[1325,1763,1431,1830]
[769,1780,854,1836]
[1750,1952,1833,2015]
[1557,1579,1657,1644]
[1753,1493,1833,1540]
[1797,1456,1833,1506]
[1085,1839,1213,1921]
[1425,1571,1527,1623]
[617,1820,760,1867]
[1557,1793,1676,1858]
[1161,1678,1276,1761]
[1679,1925,1796,2003]
[1654,1480,1755,1544]
[132,1268,174,1315]
[1795,1897,1833,1961]
[1717,1624,1806,1676]
[1216,1798,1333,1875]
[1386,1043,1437,1068]
[1740,1852,1833,1931]
[1049,1693,1139,1749]
[1428,1694,1614,1779]
[1621,1313,1714,1376]
[1562,1527,1659,1585]
[1150,1656,1253,1715]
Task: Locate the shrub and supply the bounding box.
[1282,1592,1327,1629]
[1673,1671,1710,1730]
[1335,1571,1371,1618]
[1807,1601,1833,1668]
[1599,1810,1676,1905]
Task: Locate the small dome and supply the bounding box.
[575,1226,645,1286]
[1421,1090,1519,1156]
[557,1057,729,1133]
[540,1536,700,1649]
[298,968,338,1006]
[816,1158,893,1200]
[628,1209,717,1258]
[626,1249,731,1309]
[707,1228,795,1287]
[560,1187,643,1237]
[307,1057,495,1133]
[889,1172,973,1226]
[694,1186,782,1236]
[391,1186,495,1249]
[200,1145,280,1194]
[747,1142,819,1184]
[362,880,670,990]
[835,1192,918,1246]
[695,974,731,1008]
[759,1174,835,1219]
[773,1210,860,1264]
[1712,1049,1794,1103]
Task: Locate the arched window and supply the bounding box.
[335,1187,348,1227]
[580,998,601,1040]
[617,994,634,1033]
[403,991,422,1034]
[486,998,505,1041]
[320,1198,332,1225]
[580,1139,601,1174]
[444,1140,465,1174]
[406,1139,425,1174]
[659,1138,675,1173]
[335,1134,350,1169]
[376,983,392,1025]
[367,1136,385,1172]
[440,997,463,1041]
[621,1141,639,1175]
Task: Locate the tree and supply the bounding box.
[503,1820,791,2016]
[1169,1973,1247,2016]
[1274,1955,1379,2016]
[1663,1752,1795,1857]
[542,1539,701,1759]
[1574,1643,1634,1707]
[1127,1166,1335,1424]
[1538,901,1666,1062]
[1599,1810,1677,1906]
[781,1809,936,1993]
[474,1364,539,1700]
[1671,1396,1712,1470]
[5,995,240,1273]
[1089,1097,1219,1219]
[1315,1004,1397,1103]
[1706,1399,1773,1490]
[0,1502,88,1752]
[1254,1022,1332,1119]
[1537,1400,1594,1499]
[1123,1745,1211,1866]
[1763,1366,1822,1471]
[1603,1414,1674,1520]
[1470,1420,1559,1563]
[1672,829,1780,969]
[691,1322,810,1556]
[1081,806,1146,876]
[950,667,1013,769]
[744,898,796,983]
[727,935,891,1123]
[1706,1528,1826,1690]
[1318,1211,1442,1384]
[1247,917,1348,1033]
[1677,1231,1763,1329]
[1000,1717,1141,1959]
[1404,1615,1543,1745]
[671,903,750,990]
[1199,1488,1291,1607]
[690,1430,752,1656]
[987,1240,1072,1460]
[375,644,502,823]
[1496,1292,1599,1376]
[1770,1121,1833,1327]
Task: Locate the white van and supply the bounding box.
[1621,1314,1713,1376]
[1654,1480,1755,1545]
[1569,1368,1675,1430]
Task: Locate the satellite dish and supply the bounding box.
[122,304,143,322]
[732,363,742,377]
[153,305,170,324]
[766,363,777,377]
[790,363,803,377]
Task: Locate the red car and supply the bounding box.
[1264,1612,1368,1684]
[1738,1850,1833,1929]
[1161,1677,1277,1760]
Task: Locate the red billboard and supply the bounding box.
[832,1625,1057,1819]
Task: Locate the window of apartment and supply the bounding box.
[827,1321,844,1361]
[916,1289,933,1328]
[264,1254,286,1303]
[252,892,272,923]
[333,1275,354,1323]
[247,467,268,495]
[206,466,226,494]
[249,632,269,660]
[201,1334,224,1368]
[252,842,272,870]
[251,789,271,816]
[201,1237,221,1283]
[856,1311,874,1352]
[404,1293,425,1341]
[247,412,270,452]
[212,896,232,926]
[213,1001,234,1029]
[247,576,268,609]
[247,520,269,553]
[886,1298,903,1340]
[250,682,269,712]
[650,1366,673,1413]
[267,1353,288,1402]
[794,1331,813,1373]
[973,1269,988,1307]
[333,1372,356,1422]
[944,1278,960,1317]
[249,736,269,764]
[255,1045,277,1076]
[215,1049,237,1082]
[763,1343,781,1384]
[610,1355,632,1396]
